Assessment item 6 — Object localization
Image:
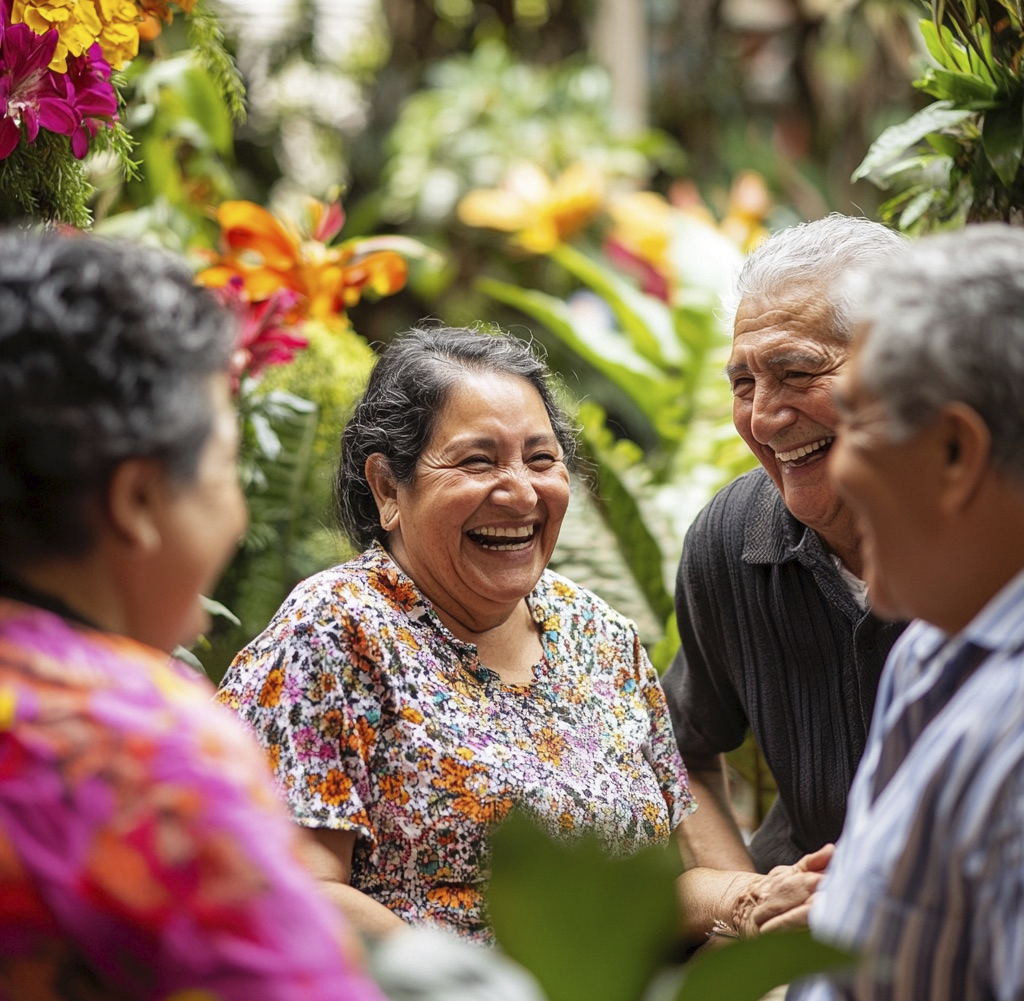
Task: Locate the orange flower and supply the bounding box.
[457,162,604,253]
[315,768,353,807]
[196,199,411,330]
[257,668,284,708]
[426,885,478,911]
[379,773,410,805]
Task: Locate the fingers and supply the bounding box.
[759,899,815,934]
[732,866,826,937]
[795,843,835,873]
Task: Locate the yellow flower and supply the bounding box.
[12,0,139,72]
[457,162,604,253]
[605,190,674,275]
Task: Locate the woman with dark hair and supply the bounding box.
[0,230,383,1000]
[218,326,693,944]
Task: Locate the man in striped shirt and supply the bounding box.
[790,223,1024,1001]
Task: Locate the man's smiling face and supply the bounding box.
[728,291,854,549]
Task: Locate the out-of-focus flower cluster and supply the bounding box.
[197,198,418,388]
[0,0,195,160]
[457,163,773,303]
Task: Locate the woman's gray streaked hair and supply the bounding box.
[854,223,1024,483]
[335,325,579,552]
[721,213,908,339]
[0,230,235,570]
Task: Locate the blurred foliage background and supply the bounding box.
[26,0,1022,835]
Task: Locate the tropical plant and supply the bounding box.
[853,0,1024,231]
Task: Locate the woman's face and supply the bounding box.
[134,373,248,651]
[383,370,571,634]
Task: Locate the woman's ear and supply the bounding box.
[365,453,401,532]
[105,458,167,555]
[938,402,991,516]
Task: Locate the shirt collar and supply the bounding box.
[740,470,823,567]
[956,565,1024,654]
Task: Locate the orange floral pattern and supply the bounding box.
[218,544,693,944]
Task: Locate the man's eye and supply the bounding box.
[730,377,754,395]
[785,371,815,381]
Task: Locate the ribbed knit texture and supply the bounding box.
[662,468,906,871]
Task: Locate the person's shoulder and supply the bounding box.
[535,568,638,636]
[681,466,774,567]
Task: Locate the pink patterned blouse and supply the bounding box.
[0,596,384,1001]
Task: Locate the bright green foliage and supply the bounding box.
[674,930,853,1001]
[853,1,1024,231]
[488,811,854,1001]
[489,811,682,1001]
[0,131,95,229]
[185,0,247,124]
[380,39,685,227]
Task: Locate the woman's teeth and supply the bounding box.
[469,526,535,550]
[775,437,833,463]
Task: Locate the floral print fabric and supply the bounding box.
[0,597,383,1001]
[218,543,694,943]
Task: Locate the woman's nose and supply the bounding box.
[492,463,538,510]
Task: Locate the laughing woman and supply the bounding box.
[218,326,693,943]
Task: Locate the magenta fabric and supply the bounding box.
[0,597,384,1001]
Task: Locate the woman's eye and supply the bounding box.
[459,455,492,468]
[528,453,558,468]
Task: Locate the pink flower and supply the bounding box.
[212,276,309,389]
[0,19,77,159]
[60,43,118,158]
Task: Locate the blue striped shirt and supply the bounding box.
[791,566,1024,1001]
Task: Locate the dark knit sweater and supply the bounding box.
[662,467,906,872]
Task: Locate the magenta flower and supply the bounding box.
[61,44,118,159]
[0,21,78,159]
[212,276,309,389]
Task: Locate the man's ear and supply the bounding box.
[938,402,991,516]
[105,458,167,555]
[365,453,400,532]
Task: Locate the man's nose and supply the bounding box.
[749,384,797,444]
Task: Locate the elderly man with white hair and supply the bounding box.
[666,215,910,939]
[791,222,1024,1000]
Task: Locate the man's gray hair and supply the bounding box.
[856,223,1024,482]
[723,213,908,339]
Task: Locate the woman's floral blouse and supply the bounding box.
[0,597,384,1001]
[218,543,694,944]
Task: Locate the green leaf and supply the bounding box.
[852,101,973,183]
[578,403,674,624]
[488,810,682,1001]
[475,277,677,439]
[982,92,1024,189]
[549,242,684,368]
[898,188,937,229]
[674,929,855,1001]
[915,67,997,105]
[919,18,972,73]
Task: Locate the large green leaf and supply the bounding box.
[548,243,684,368]
[982,91,1024,188]
[578,403,674,624]
[476,277,678,437]
[915,67,998,105]
[674,929,854,1001]
[852,101,973,183]
[920,17,973,74]
[488,811,682,1001]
